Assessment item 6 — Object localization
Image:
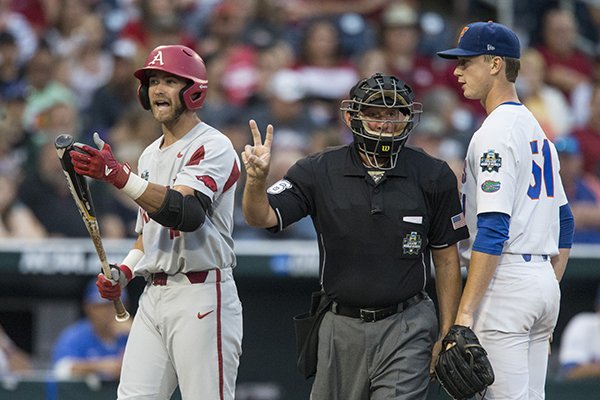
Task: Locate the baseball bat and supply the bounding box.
[54,134,130,322]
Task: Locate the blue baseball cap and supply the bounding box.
[437,21,520,59]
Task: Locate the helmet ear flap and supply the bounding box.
[138,84,150,110]
[180,81,195,110]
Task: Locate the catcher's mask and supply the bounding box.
[134,45,208,111]
[340,73,422,170]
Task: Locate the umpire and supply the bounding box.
[242,73,469,399]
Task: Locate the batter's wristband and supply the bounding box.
[118,264,133,283]
[120,171,148,200]
[120,248,143,281]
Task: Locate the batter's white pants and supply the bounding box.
[474,256,560,400]
[117,269,243,400]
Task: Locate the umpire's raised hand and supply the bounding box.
[242,119,273,182]
[241,119,278,228]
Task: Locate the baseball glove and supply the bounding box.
[434,325,494,400]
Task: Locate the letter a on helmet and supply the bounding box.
[148,51,164,66]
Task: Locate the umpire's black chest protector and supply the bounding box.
[267,145,469,307]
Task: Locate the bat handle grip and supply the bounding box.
[113,299,130,322]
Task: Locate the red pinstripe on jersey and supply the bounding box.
[215,269,224,400]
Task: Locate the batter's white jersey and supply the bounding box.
[133,121,240,275]
[459,102,568,263]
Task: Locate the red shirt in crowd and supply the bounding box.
[572,125,600,177]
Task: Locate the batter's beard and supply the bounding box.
[170,104,185,121]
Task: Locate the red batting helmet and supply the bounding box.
[134,45,208,111]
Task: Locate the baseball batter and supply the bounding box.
[438,22,574,399]
[70,45,242,400]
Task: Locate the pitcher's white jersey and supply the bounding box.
[459,102,568,263]
[134,122,240,275]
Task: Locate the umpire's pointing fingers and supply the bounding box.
[248,119,262,146]
[248,120,274,149]
[263,124,273,150]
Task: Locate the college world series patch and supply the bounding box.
[480,150,502,172]
[403,232,422,255]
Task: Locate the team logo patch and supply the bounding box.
[402,232,422,255]
[267,179,292,194]
[480,150,502,172]
[458,26,469,44]
[481,180,501,193]
[141,170,150,180]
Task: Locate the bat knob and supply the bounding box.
[55,134,74,150]
[115,310,131,322]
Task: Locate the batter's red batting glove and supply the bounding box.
[70,132,131,189]
[96,264,133,301]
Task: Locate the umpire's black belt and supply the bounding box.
[331,291,426,323]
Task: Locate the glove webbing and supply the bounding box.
[437,334,490,399]
[437,348,476,398]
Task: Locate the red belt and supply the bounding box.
[151,271,209,286]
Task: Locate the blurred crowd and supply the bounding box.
[2,0,600,242]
